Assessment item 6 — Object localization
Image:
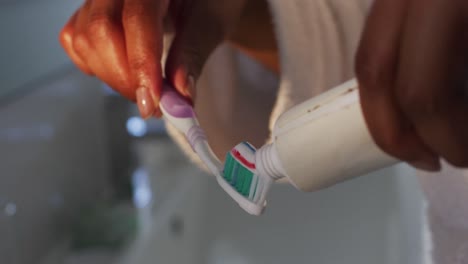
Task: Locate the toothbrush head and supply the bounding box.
[159,82,272,216]
[219,142,273,216]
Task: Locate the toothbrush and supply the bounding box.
[160,78,399,216]
[221,142,274,215]
[159,82,272,216]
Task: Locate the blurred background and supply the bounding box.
[0,0,431,263]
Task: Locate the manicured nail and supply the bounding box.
[136,87,155,119]
[409,160,441,172]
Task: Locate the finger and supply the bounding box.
[71,2,114,95]
[59,11,93,75]
[86,0,136,101]
[395,0,468,167]
[165,0,247,101]
[72,0,94,64]
[122,0,167,118]
[355,0,440,171]
[70,1,112,85]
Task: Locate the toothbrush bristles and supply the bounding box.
[222,142,257,201]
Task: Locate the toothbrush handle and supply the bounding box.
[159,82,223,173]
[159,83,198,134]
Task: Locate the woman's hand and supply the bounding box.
[355,0,468,171]
[59,0,250,118]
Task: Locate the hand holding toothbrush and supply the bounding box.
[59,0,277,118]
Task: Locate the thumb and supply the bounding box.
[164,5,232,103]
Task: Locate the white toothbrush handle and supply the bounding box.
[159,83,223,176]
[188,126,223,175]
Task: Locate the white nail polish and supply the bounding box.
[136,87,155,119]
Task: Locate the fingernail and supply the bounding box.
[409,159,441,172]
[136,87,155,119]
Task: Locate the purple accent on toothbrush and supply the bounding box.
[160,84,196,118]
[187,126,206,151]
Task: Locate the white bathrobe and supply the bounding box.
[165,0,468,262]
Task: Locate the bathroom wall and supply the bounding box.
[0,69,112,264]
[0,1,119,262]
[0,0,82,98]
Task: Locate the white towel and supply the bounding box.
[419,164,468,264]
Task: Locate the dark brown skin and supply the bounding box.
[228,0,279,74]
[355,0,468,171]
[60,0,468,172]
[59,0,278,117]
